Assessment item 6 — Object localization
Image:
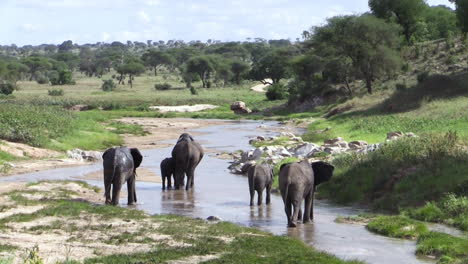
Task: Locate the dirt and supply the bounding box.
[0,181,199,263]
[149,104,219,113]
[250,79,272,93]
[0,140,61,159]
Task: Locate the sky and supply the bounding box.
[0,0,455,46]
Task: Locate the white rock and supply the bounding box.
[293,143,320,157]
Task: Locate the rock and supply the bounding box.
[229,162,244,174]
[387,131,404,140]
[207,216,222,221]
[359,143,382,153]
[291,136,303,142]
[251,148,263,160]
[230,101,252,114]
[280,132,296,138]
[293,143,320,157]
[406,132,418,138]
[277,146,292,157]
[348,140,368,150]
[257,136,266,141]
[70,105,90,111]
[324,137,344,145]
[67,149,102,162]
[323,147,344,155]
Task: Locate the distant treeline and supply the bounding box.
[1,0,467,99]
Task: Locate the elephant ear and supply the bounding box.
[130,148,143,169]
[102,148,113,160]
[312,161,334,186]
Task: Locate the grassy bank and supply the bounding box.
[319,133,468,211]
[362,215,468,264]
[0,180,362,264]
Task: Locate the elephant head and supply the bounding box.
[130,148,143,172]
[177,133,194,143]
[311,161,334,186]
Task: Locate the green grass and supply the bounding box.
[0,244,17,252]
[416,232,468,264]
[408,194,468,231]
[318,133,468,211]
[366,215,428,239]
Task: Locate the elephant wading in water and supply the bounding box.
[102,147,143,205]
[160,157,175,190]
[279,160,334,227]
[248,164,273,206]
[171,133,204,190]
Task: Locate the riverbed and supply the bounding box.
[0,119,433,264]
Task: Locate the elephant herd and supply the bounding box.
[102,133,334,228]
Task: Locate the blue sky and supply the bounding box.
[0,0,454,46]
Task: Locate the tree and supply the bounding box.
[230,61,250,85]
[185,56,215,88]
[312,15,402,94]
[58,40,74,52]
[21,56,52,81]
[53,52,80,71]
[450,0,468,38]
[369,0,427,43]
[422,5,459,40]
[141,50,174,76]
[290,53,324,91]
[116,60,145,88]
[250,48,294,84]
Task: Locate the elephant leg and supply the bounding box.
[186,170,194,191]
[303,191,313,223]
[284,200,294,227]
[174,167,184,190]
[257,190,263,206]
[309,190,316,220]
[104,177,112,205]
[266,184,272,205]
[298,208,303,221]
[249,187,255,206]
[111,178,122,206]
[127,174,137,205]
[168,175,172,189]
[290,200,301,227]
[162,175,166,190]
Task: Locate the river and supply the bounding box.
[0,120,434,264]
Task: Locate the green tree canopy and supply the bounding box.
[21,56,53,81]
[250,48,295,84]
[230,60,250,85]
[450,0,468,37]
[369,0,428,43]
[312,15,402,94]
[116,59,145,88]
[185,55,215,88]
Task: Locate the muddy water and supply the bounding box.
[1,120,434,264]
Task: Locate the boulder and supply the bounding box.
[324,137,344,145]
[387,131,404,141]
[406,132,418,138]
[293,143,320,157]
[251,148,263,160]
[277,147,292,157]
[228,162,244,174]
[70,105,90,111]
[323,147,344,155]
[67,149,102,162]
[280,132,296,138]
[230,101,252,114]
[207,216,222,221]
[348,140,368,150]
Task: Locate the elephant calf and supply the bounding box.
[102,147,143,205]
[279,160,334,227]
[248,164,273,206]
[160,157,175,190]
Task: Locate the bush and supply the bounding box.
[417,71,429,83]
[446,56,456,65]
[36,75,49,84]
[49,70,74,85]
[101,79,116,92]
[395,83,407,91]
[266,83,288,101]
[0,82,15,95]
[401,63,410,73]
[190,86,198,95]
[154,83,172,91]
[47,89,64,96]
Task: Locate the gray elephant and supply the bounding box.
[102,147,143,205]
[160,157,175,190]
[248,164,273,206]
[279,160,334,227]
[171,133,204,190]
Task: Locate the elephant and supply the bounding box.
[248,164,273,206]
[279,160,334,227]
[171,133,204,190]
[102,147,143,205]
[160,157,175,190]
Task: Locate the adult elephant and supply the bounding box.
[171,133,204,190]
[279,160,334,227]
[248,164,273,206]
[102,147,143,205]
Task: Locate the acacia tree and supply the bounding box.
[312,15,402,94]
[21,56,52,81]
[450,0,468,38]
[185,56,215,88]
[116,60,145,88]
[290,53,324,91]
[369,0,427,43]
[230,61,250,85]
[141,50,174,76]
[250,48,294,84]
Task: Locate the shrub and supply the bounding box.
[401,63,410,73]
[395,83,407,91]
[49,70,74,85]
[417,71,429,83]
[190,86,198,95]
[36,75,49,84]
[0,82,15,95]
[266,83,288,101]
[47,89,64,96]
[101,79,116,92]
[446,56,456,65]
[154,83,172,91]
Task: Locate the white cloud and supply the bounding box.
[138,11,151,23]
[21,23,42,32]
[101,32,111,42]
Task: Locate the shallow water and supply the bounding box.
[1,120,434,264]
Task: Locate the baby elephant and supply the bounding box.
[160,157,175,190]
[248,164,274,206]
